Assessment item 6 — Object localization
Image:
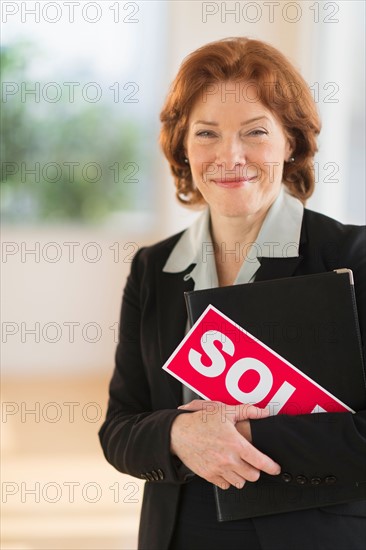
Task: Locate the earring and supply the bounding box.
[184,158,189,164]
[287,157,295,163]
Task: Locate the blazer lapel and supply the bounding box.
[156,264,195,406]
[255,256,304,282]
[255,217,307,281]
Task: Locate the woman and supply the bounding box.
[99,37,366,550]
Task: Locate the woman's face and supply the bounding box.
[184,80,293,220]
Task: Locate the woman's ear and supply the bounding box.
[182,136,188,158]
[285,134,295,161]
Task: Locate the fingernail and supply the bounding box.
[178,404,187,409]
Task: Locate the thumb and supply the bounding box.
[234,403,271,422]
[178,399,207,411]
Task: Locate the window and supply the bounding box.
[1,1,168,228]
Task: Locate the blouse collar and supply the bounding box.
[163,184,304,288]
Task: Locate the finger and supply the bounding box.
[235,461,261,483]
[177,399,202,410]
[211,476,231,491]
[235,403,271,422]
[239,443,281,476]
[178,399,218,412]
[222,470,247,489]
[212,473,246,490]
[246,405,271,419]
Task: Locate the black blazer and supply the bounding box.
[98,209,366,550]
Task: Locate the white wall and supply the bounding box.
[1,223,149,375]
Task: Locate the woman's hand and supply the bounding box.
[170,399,280,490]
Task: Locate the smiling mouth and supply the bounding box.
[212,176,257,188]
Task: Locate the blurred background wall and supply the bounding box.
[1,1,365,548]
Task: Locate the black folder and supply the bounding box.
[184,269,366,519]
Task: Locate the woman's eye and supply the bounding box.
[248,129,267,137]
[195,129,267,138]
[196,131,215,138]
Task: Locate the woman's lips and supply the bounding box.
[212,177,256,188]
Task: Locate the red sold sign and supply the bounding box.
[163,305,353,415]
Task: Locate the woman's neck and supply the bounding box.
[209,209,269,287]
[210,209,267,258]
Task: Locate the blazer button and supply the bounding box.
[152,470,159,481]
[157,468,165,480]
[281,472,292,483]
[296,475,307,485]
[146,472,154,482]
[310,477,322,486]
[325,476,337,485]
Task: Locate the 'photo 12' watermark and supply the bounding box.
[1,161,140,184]
[1,480,142,504]
[2,81,140,104]
[1,320,124,344]
[1,400,103,424]
[201,2,340,24]
[1,1,140,24]
[199,81,340,105]
[1,240,140,263]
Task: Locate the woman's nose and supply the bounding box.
[215,139,247,171]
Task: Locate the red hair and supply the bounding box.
[159,36,321,206]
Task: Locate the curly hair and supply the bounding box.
[159,37,321,207]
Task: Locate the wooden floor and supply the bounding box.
[1,374,144,549]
